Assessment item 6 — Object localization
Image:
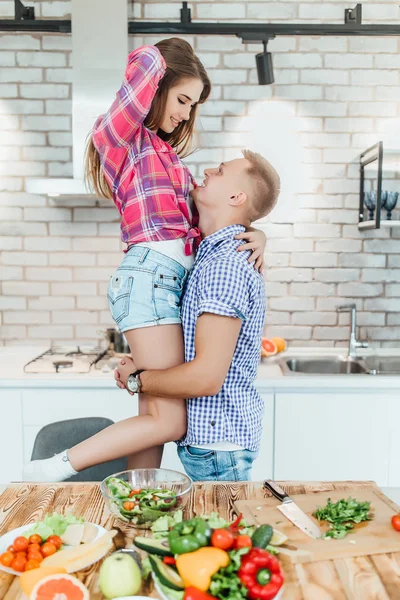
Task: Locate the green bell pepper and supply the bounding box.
[106,477,132,499]
[168,518,211,555]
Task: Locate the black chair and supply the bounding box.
[31,417,128,482]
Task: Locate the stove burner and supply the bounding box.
[53,360,73,373]
[24,346,115,374]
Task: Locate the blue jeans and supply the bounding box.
[177,445,258,481]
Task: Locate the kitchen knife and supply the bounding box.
[112,525,126,550]
[263,480,322,540]
[112,524,143,570]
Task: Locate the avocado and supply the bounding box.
[134,536,174,557]
[149,555,184,591]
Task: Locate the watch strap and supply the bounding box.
[131,369,145,378]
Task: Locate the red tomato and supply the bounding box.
[25,558,41,571]
[46,535,62,550]
[28,534,42,545]
[0,551,15,567]
[28,550,43,563]
[7,545,15,553]
[28,543,42,553]
[40,542,57,557]
[11,554,27,572]
[392,514,400,531]
[233,534,253,549]
[211,528,235,550]
[13,536,29,552]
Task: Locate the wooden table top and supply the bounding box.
[0,480,399,600]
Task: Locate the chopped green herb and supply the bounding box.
[312,497,372,539]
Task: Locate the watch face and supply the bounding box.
[127,375,138,393]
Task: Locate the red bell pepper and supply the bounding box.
[183,587,218,600]
[238,547,284,600]
[163,556,176,566]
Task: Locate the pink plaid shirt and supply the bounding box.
[92,46,200,256]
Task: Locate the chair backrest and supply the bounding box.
[31,417,128,482]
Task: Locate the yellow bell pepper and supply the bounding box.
[176,547,230,591]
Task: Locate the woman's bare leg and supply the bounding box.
[67,324,186,471]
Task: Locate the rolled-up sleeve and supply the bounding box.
[93,46,166,150]
[197,259,250,321]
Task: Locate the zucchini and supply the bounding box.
[134,536,173,557]
[251,524,273,548]
[149,556,184,591]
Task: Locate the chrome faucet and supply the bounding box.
[337,303,368,359]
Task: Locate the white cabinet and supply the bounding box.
[251,393,274,481]
[21,387,182,475]
[387,395,400,487]
[274,391,390,486]
[0,391,23,483]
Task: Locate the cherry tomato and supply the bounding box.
[211,528,235,550]
[28,534,42,545]
[11,554,27,572]
[392,514,400,531]
[7,545,15,553]
[0,551,15,567]
[28,550,43,563]
[28,543,42,553]
[46,535,62,550]
[233,534,253,549]
[41,542,57,557]
[123,501,135,511]
[13,536,29,552]
[25,558,41,571]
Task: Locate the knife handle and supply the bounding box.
[263,480,289,502]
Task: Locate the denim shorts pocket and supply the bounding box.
[184,446,215,460]
[107,274,134,324]
[155,265,185,293]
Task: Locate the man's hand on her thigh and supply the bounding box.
[114,355,137,394]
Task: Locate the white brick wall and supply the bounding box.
[0,0,399,347]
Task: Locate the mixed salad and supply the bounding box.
[134,512,285,600]
[105,477,179,526]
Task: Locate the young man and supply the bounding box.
[116,150,280,480]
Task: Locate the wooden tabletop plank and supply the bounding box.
[0,480,394,600]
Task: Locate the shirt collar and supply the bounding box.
[202,224,246,248]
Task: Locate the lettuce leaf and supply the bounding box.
[25,512,84,540]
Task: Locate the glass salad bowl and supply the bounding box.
[100,468,192,529]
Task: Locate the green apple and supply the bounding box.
[99,551,142,599]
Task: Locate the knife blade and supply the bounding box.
[263,480,322,540]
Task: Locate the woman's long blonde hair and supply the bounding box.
[85,38,211,200]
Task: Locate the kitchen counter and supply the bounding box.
[1,346,400,390]
[0,480,399,600]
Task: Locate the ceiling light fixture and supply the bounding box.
[256,40,274,85]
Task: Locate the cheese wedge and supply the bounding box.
[81,522,98,544]
[60,523,85,546]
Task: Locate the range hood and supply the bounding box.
[26,0,127,197]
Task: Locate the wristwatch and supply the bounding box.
[126,369,144,394]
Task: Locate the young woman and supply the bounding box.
[23,38,267,482]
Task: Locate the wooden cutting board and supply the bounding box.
[234,488,400,564]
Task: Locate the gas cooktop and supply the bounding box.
[24,346,121,374]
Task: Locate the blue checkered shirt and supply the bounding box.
[178,224,266,452]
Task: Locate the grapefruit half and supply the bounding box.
[261,338,278,357]
[30,573,89,600]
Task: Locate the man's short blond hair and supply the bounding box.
[242,149,281,221]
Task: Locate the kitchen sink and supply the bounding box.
[281,356,367,375]
[363,357,400,375]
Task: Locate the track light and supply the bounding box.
[256,41,274,85]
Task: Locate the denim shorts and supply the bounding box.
[107,246,188,332]
[177,445,258,482]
